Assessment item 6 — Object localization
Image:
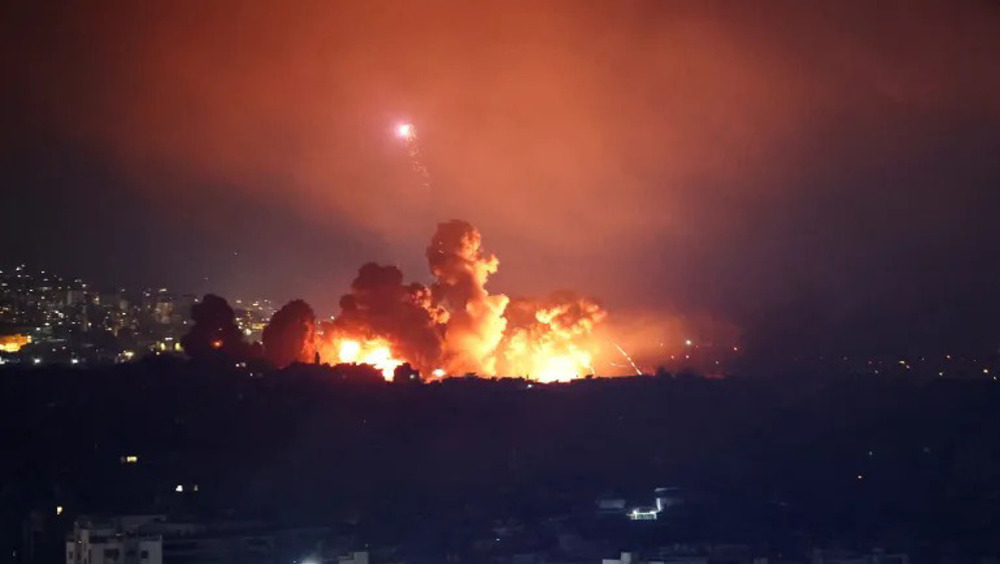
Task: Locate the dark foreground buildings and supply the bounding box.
[3,360,1000,563]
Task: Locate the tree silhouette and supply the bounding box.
[180,294,247,361]
[331,363,385,383]
[262,299,317,368]
[393,362,421,383]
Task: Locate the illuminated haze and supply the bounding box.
[3,0,1000,360]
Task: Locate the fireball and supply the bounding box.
[498,297,605,382]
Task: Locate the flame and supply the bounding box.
[0,334,30,353]
[274,222,613,382]
[500,299,604,382]
[338,340,361,362]
[505,341,595,383]
[324,337,403,381]
[535,353,592,383]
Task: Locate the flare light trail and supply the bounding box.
[395,122,431,187]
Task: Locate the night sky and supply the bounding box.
[3,0,999,356]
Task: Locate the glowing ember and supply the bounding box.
[396,123,414,139]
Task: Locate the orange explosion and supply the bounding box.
[498,294,607,381]
[289,221,608,382]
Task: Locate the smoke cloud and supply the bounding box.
[310,220,612,380]
[321,262,445,373]
[427,220,509,374]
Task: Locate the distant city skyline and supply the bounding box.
[0,263,277,366]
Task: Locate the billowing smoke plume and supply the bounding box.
[320,263,444,373]
[426,220,509,375]
[278,220,608,380]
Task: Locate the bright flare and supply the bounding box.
[394,122,430,186]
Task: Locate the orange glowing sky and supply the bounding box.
[4,0,1000,355]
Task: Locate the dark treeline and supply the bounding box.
[2,361,1000,561]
